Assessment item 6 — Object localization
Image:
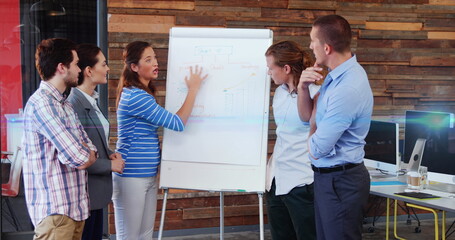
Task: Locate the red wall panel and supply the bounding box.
[0,0,23,151]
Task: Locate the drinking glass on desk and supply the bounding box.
[406,171,422,191]
[419,166,428,189]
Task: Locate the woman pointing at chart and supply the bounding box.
[113,41,207,240]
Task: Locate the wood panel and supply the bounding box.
[428,32,455,40]
[261,8,331,20]
[108,0,195,10]
[338,0,428,3]
[356,48,413,62]
[221,0,289,8]
[424,18,455,31]
[365,21,422,31]
[108,14,175,33]
[369,74,454,81]
[108,32,170,48]
[416,4,455,14]
[225,18,310,27]
[176,15,226,26]
[363,65,455,75]
[359,29,427,39]
[267,26,310,36]
[195,0,223,7]
[337,10,418,19]
[337,2,418,13]
[410,54,455,66]
[357,39,453,48]
[429,0,455,5]
[194,5,261,18]
[288,0,337,10]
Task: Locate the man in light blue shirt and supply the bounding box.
[298,15,373,240]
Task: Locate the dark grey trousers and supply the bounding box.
[313,163,370,240]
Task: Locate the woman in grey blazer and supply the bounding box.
[68,43,125,240]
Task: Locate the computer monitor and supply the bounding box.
[404,110,453,163]
[422,126,455,184]
[364,120,400,174]
[403,110,455,184]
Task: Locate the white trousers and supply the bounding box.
[112,175,158,240]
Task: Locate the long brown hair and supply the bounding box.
[116,41,157,108]
[265,40,313,89]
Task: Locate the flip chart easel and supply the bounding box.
[158,27,273,240]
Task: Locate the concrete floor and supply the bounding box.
[157,217,455,240]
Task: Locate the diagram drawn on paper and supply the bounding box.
[168,43,264,120]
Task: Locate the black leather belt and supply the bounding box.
[311,162,362,173]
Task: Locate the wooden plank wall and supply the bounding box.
[106,0,455,233]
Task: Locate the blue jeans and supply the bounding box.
[266,180,316,240]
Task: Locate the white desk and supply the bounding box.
[370,177,455,240]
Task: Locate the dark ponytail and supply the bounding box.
[76,43,101,85]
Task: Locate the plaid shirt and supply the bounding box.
[22,81,97,226]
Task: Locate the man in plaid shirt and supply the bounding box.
[22,38,97,239]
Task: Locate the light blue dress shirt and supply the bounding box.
[309,55,373,168]
[268,84,314,195]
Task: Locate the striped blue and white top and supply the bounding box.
[116,87,184,178]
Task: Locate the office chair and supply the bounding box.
[1,146,22,231]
